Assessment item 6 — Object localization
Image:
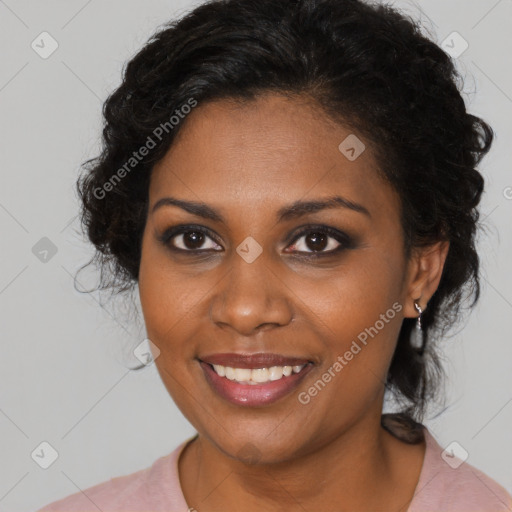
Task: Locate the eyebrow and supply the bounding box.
[151,195,371,223]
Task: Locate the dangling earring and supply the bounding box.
[410,299,424,351]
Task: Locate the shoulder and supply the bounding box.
[35,437,195,512]
[409,426,512,512]
[35,466,150,512]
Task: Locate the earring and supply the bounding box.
[410,300,424,351]
[414,300,422,329]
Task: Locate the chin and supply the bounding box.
[203,426,310,466]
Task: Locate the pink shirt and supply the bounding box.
[37,426,512,511]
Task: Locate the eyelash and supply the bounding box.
[157,224,354,258]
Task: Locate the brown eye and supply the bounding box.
[158,225,223,252]
[180,231,206,250]
[303,232,330,252]
[289,231,340,253]
[284,226,353,256]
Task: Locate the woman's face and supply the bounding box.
[139,93,421,462]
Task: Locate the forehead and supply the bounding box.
[149,93,399,221]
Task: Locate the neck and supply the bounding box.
[178,408,418,511]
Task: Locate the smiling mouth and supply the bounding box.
[198,358,314,407]
[207,363,307,385]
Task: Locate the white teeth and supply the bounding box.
[252,368,269,382]
[213,364,225,377]
[209,363,306,384]
[234,368,252,381]
[268,366,283,381]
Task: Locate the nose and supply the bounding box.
[209,252,294,336]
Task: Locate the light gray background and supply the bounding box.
[0,1,511,511]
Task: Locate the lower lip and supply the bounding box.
[199,361,313,407]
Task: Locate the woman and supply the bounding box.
[38,0,512,510]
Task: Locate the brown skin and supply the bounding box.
[138,92,449,512]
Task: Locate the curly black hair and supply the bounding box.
[75,0,494,438]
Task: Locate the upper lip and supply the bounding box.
[199,353,312,369]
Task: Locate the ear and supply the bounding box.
[402,240,450,319]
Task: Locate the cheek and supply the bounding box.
[139,226,197,318]
[138,239,198,358]
[297,253,404,384]
[296,280,402,428]
[296,253,401,335]
[138,249,204,410]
